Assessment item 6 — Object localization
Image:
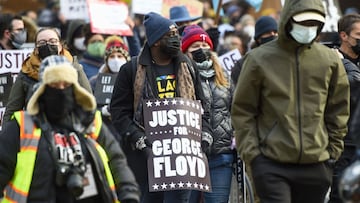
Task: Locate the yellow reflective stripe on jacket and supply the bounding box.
[3,111,40,203]
[92,140,119,203]
[88,111,102,140]
[86,111,119,203]
[3,110,119,203]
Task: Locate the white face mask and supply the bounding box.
[290,23,318,44]
[108,58,127,72]
[73,37,86,51]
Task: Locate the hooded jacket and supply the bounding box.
[231,0,350,164]
[66,19,86,58]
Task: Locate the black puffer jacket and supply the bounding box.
[199,65,234,156]
[346,58,360,146]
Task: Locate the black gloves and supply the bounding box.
[127,131,152,158]
[201,132,213,154]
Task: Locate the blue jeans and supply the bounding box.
[189,153,234,203]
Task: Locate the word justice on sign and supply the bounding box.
[148,109,201,129]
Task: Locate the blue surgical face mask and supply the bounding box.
[290,22,318,44]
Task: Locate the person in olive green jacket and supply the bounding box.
[3,27,91,124]
[231,0,350,202]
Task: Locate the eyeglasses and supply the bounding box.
[36,38,59,47]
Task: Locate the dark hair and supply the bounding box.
[0,13,14,39]
[9,15,23,31]
[338,14,360,35]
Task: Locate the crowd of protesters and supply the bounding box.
[0,0,360,202]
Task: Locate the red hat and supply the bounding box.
[181,25,213,52]
[104,35,130,61]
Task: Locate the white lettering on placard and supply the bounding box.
[152,138,203,158]
[148,109,200,129]
[153,155,206,178]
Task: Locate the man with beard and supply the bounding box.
[0,14,27,50]
[110,12,212,203]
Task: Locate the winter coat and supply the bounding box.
[3,50,91,123]
[0,111,140,203]
[231,0,350,164]
[66,19,86,59]
[342,59,360,145]
[199,67,234,156]
[79,52,104,79]
[110,43,212,183]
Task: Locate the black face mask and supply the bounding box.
[351,38,360,55]
[159,35,180,58]
[190,48,211,63]
[258,35,276,45]
[40,85,75,123]
[38,44,59,60]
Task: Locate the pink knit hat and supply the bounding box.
[181,25,213,52]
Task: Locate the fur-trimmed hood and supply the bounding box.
[27,55,96,115]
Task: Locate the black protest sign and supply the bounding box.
[94,73,116,105]
[143,98,211,192]
[0,72,13,108]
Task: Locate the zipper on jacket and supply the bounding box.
[295,48,303,163]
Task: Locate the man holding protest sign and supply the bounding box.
[110,12,212,203]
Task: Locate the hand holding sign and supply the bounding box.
[143,98,212,192]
